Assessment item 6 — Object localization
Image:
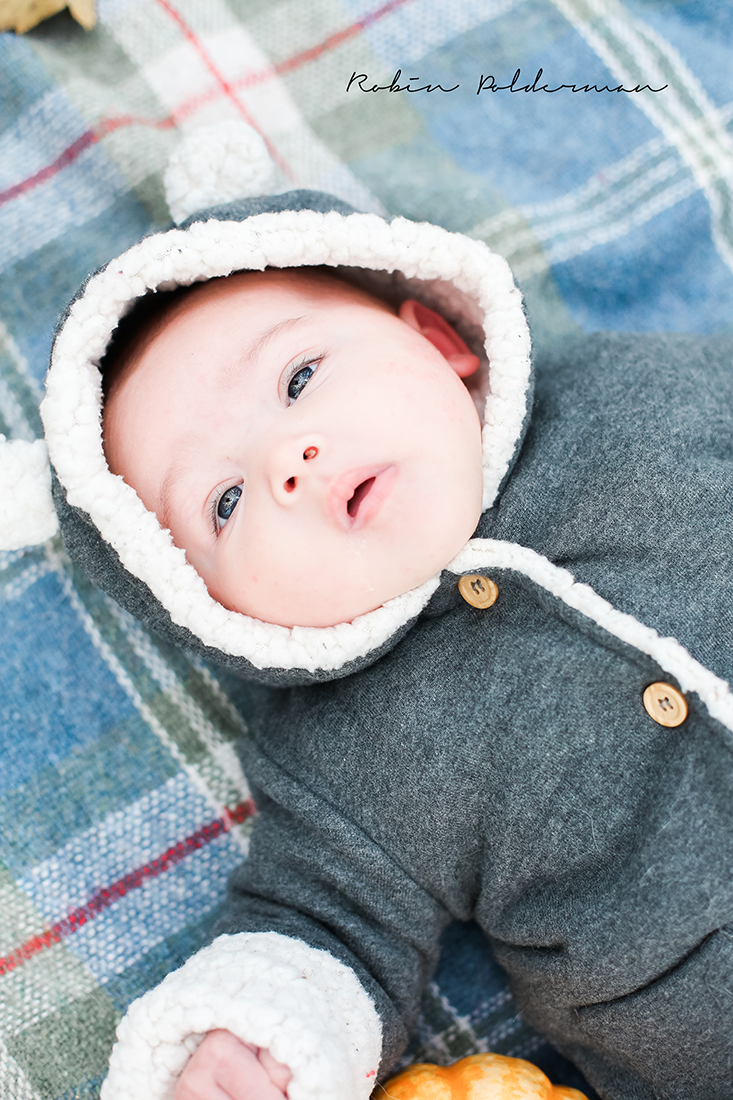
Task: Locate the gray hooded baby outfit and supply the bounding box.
[37,127,733,1100]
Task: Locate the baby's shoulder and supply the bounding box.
[533,330,733,425]
[522,331,733,482]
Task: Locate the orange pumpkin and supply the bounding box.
[380,1053,588,1100]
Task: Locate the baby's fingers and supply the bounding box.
[257,1047,292,1092]
[175,1030,290,1100]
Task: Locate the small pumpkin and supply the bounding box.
[380,1053,588,1100]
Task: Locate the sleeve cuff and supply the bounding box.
[100,931,383,1100]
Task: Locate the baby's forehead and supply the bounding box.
[103,266,395,409]
[180,266,394,315]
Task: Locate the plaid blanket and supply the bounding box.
[1,0,731,1096]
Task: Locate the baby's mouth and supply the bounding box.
[347,478,376,519]
[330,466,397,530]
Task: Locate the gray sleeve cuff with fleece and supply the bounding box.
[100,931,383,1100]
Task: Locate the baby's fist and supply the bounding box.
[174,1030,291,1100]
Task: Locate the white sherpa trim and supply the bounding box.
[100,932,382,1100]
[449,539,733,734]
[0,437,58,549]
[164,121,275,225]
[42,209,530,671]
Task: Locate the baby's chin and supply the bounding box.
[216,590,392,630]
[209,569,433,629]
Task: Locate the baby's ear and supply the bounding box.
[399,300,480,377]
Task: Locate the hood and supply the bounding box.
[35,123,532,686]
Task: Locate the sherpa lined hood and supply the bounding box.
[15,122,533,685]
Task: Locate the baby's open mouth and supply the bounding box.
[347,478,376,519]
[330,466,397,530]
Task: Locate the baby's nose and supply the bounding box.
[269,436,325,505]
[282,445,318,494]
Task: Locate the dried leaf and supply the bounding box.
[0,0,95,32]
[68,0,95,29]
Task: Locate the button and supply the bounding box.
[642,682,688,727]
[458,574,498,609]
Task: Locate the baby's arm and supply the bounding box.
[174,1031,290,1100]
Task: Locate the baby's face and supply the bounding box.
[103,270,484,627]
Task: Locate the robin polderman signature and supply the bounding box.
[346,69,668,95]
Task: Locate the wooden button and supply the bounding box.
[458,574,498,610]
[642,682,688,727]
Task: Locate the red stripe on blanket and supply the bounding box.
[269,0,416,79]
[0,798,255,977]
[0,130,98,207]
[96,114,179,138]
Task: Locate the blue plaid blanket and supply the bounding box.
[1,0,731,1096]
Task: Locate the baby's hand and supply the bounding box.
[174,1030,291,1100]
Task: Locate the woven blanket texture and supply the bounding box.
[1,0,731,1096]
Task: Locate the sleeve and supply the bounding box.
[100,751,451,1100]
[100,932,383,1100]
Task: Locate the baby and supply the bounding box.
[42,182,733,1100]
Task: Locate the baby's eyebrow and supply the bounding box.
[222,314,313,389]
[155,433,205,534]
[156,453,188,534]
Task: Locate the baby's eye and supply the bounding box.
[216,485,242,528]
[287,363,316,404]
